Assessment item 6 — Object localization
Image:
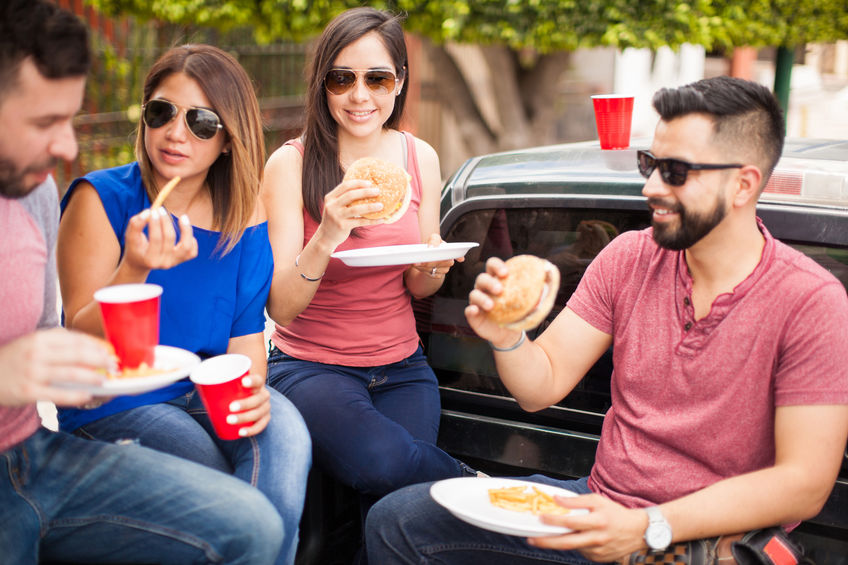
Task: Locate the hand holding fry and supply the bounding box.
[122,206,198,273]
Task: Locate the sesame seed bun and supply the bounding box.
[486,255,560,331]
[344,157,412,224]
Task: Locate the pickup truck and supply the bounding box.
[295,138,848,565]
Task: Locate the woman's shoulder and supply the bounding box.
[405,132,439,169]
[75,163,142,199]
[267,139,305,167]
[82,162,141,187]
[262,141,304,209]
[246,195,268,227]
[63,162,144,214]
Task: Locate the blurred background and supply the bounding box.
[54,0,848,189]
[38,1,848,431]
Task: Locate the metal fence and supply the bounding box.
[56,3,308,191]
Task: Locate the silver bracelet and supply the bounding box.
[295,253,324,282]
[489,330,526,352]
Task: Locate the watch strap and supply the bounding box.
[644,505,673,551]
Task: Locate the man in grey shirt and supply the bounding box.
[0,1,286,562]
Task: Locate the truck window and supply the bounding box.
[415,206,848,417]
[415,206,649,412]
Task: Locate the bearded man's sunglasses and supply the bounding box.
[324,68,400,96]
[142,99,223,141]
[636,150,743,187]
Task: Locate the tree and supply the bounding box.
[89,0,848,170]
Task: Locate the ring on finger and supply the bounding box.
[430,267,438,276]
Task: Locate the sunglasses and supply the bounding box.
[324,68,399,96]
[142,99,223,141]
[636,150,743,187]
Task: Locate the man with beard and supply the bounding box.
[365,76,848,564]
[0,1,286,562]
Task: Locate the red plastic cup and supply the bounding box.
[190,354,255,440]
[591,94,635,150]
[94,283,162,370]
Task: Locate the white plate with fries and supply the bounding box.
[58,345,200,396]
[430,477,587,538]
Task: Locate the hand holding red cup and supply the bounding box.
[190,354,258,440]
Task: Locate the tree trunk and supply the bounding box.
[479,45,532,149]
[419,37,496,157]
[521,50,572,146]
[419,39,576,173]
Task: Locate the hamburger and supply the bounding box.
[485,255,560,331]
[344,157,411,224]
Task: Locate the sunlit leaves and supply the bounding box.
[89,0,848,50]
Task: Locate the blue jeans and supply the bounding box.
[76,386,311,565]
[1,427,283,564]
[267,346,472,499]
[366,475,608,564]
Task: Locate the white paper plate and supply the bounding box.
[429,477,587,538]
[57,345,200,396]
[331,242,479,267]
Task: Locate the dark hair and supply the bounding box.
[301,7,408,223]
[135,45,265,253]
[652,76,785,189]
[0,0,90,101]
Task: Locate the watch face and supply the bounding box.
[646,523,673,549]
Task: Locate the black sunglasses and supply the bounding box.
[142,99,223,141]
[636,150,743,187]
[324,68,399,96]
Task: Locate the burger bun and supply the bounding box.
[485,255,560,331]
[344,157,412,224]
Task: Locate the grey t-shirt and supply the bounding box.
[19,176,60,330]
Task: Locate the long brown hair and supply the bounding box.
[301,7,408,223]
[135,44,264,253]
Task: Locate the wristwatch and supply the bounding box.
[644,506,673,551]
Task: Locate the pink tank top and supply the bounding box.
[271,132,423,366]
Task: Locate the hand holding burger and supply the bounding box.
[314,156,412,252]
[466,255,560,349]
[343,157,411,224]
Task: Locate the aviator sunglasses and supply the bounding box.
[142,99,223,140]
[324,68,400,96]
[636,149,743,187]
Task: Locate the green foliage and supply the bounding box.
[89,0,848,51]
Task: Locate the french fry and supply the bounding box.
[151,175,181,209]
[488,485,570,515]
[96,363,167,380]
[108,363,168,380]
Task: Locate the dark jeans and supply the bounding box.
[267,345,473,499]
[366,475,605,565]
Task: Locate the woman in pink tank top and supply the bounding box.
[260,6,476,548]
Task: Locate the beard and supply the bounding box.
[0,155,58,199]
[649,193,727,251]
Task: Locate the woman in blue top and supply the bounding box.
[56,44,310,565]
